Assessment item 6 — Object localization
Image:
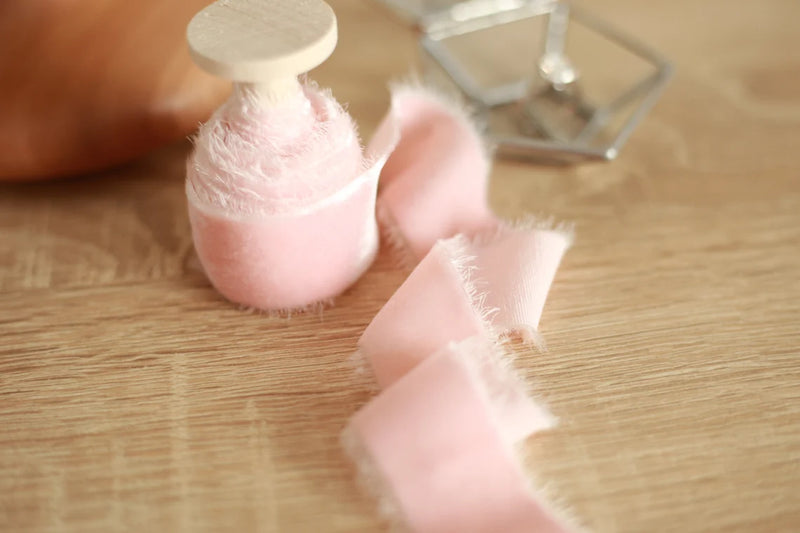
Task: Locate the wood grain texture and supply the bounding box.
[1,0,799,531]
[187,0,338,84]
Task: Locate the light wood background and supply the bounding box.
[0,0,228,180]
[1,1,799,531]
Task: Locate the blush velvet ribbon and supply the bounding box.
[345,230,574,532]
[187,84,383,311]
[344,339,571,533]
[187,82,576,532]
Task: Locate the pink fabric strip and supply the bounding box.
[345,338,572,533]
[359,225,572,390]
[368,87,497,261]
[346,87,576,531]
[357,232,557,441]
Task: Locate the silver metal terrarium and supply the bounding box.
[377,0,673,162]
[375,0,473,26]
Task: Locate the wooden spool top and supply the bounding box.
[187,0,338,83]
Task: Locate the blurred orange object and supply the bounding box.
[0,0,230,180]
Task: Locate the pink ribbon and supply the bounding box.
[345,339,571,533]
[187,83,576,532]
[369,87,497,261]
[359,226,572,389]
[187,84,383,311]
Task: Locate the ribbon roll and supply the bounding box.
[185,2,577,531]
[187,84,494,311]
[187,78,574,533]
[187,84,384,311]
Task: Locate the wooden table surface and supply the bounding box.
[1,1,799,531]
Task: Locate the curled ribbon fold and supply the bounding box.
[369,87,497,261]
[344,338,570,533]
[359,225,572,389]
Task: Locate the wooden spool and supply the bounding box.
[187,0,338,104]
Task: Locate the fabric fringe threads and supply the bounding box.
[187,82,577,532]
[187,83,384,310]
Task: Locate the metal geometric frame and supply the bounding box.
[378,0,673,162]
